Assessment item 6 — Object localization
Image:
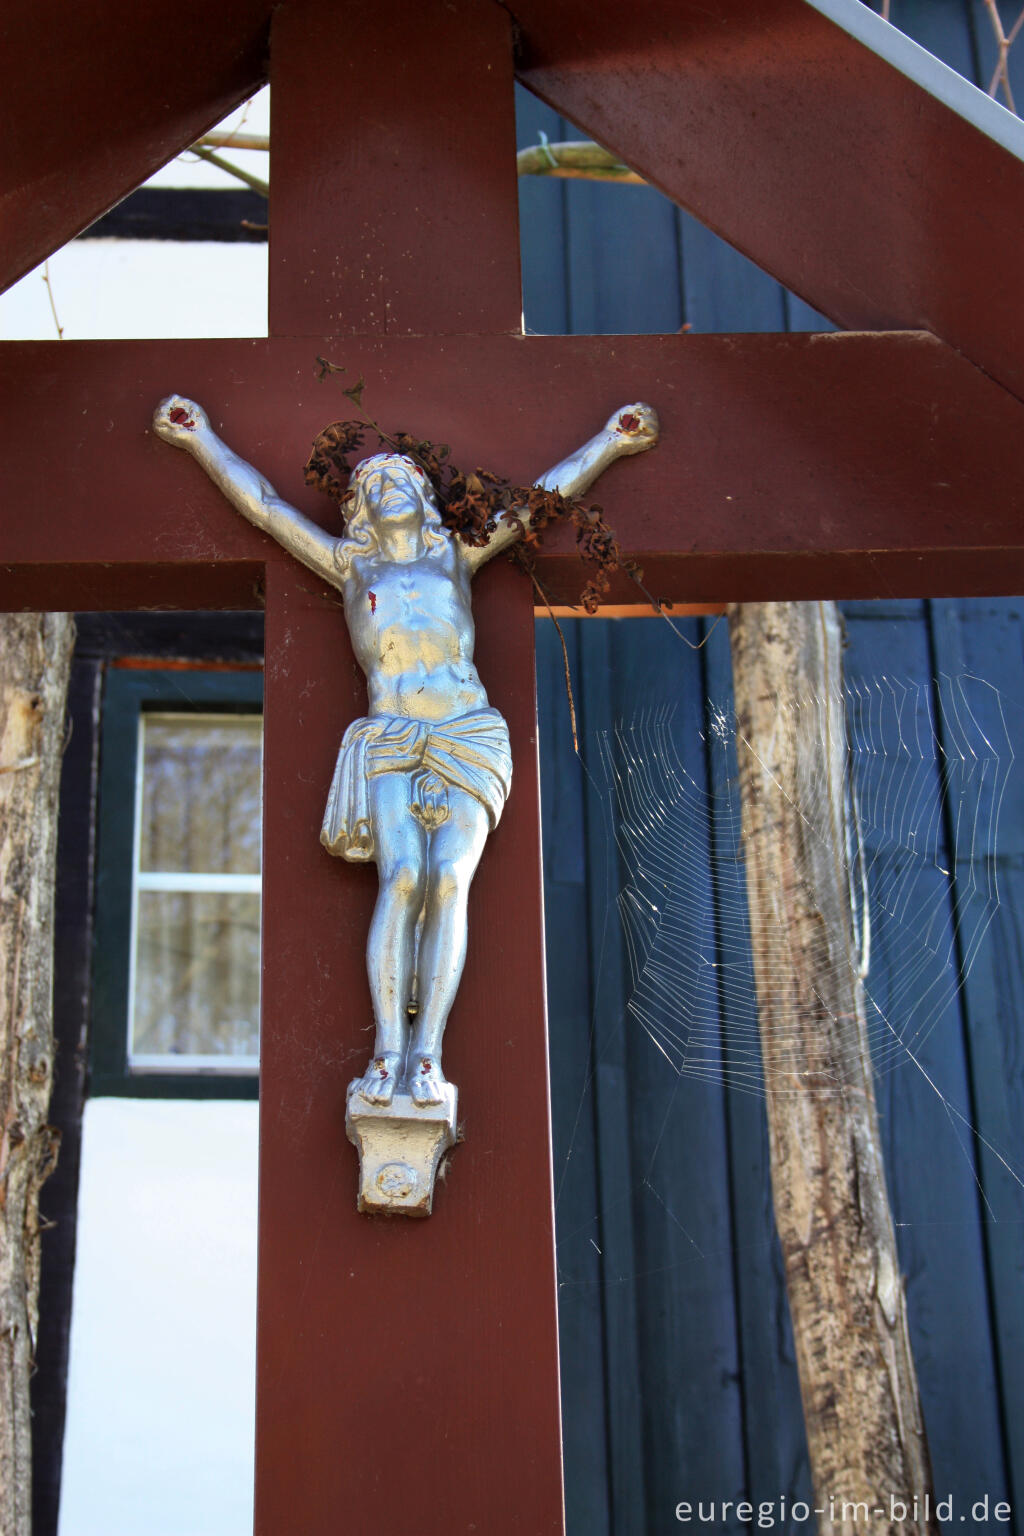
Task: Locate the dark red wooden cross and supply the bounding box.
[4,2,1024,1532]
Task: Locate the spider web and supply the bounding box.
[600,670,1014,1100]
[541,606,1024,1533]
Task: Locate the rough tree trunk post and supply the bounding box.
[0,612,74,1536]
[728,600,937,1536]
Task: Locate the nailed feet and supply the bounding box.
[408,1056,447,1107]
[356,1051,403,1107]
[355,1051,448,1108]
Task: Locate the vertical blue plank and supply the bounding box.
[605,618,747,1528]
[576,617,651,1534]
[896,0,981,79]
[928,597,1024,1523]
[563,178,684,335]
[516,84,571,336]
[782,292,836,333]
[677,211,788,334]
[841,600,1010,1515]
[536,616,612,1536]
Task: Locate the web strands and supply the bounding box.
[600,676,1014,1099]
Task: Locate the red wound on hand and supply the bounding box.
[169,408,190,425]
[620,413,640,432]
[368,590,377,613]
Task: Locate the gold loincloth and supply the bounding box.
[320,707,512,862]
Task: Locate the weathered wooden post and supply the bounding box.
[0,614,74,1536]
[730,600,937,1535]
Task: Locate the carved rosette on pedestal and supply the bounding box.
[345,1084,457,1217]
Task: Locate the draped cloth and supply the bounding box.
[320,706,512,862]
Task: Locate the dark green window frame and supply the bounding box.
[90,666,263,1099]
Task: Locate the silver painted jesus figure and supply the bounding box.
[153,397,658,1116]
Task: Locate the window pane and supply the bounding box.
[139,715,262,875]
[131,890,261,1064]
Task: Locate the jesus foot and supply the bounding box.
[356,1052,402,1107]
[408,1057,447,1107]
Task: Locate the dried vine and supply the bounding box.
[304,369,641,613]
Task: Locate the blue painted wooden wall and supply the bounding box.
[520,6,1024,1530]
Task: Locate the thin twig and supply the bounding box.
[185,134,648,192]
[524,567,580,754]
[983,0,1018,109]
[197,131,270,152]
[624,567,725,651]
[186,132,643,183]
[188,144,269,198]
[41,261,63,340]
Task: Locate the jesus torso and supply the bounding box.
[340,537,490,724]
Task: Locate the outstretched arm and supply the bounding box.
[465,403,658,572]
[153,396,340,586]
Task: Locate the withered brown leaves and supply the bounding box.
[303,420,367,503]
[304,412,639,613]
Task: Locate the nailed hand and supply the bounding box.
[606,402,659,453]
[153,395,209,445]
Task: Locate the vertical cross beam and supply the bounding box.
[268,0,523,338]
[255,4,565,1531]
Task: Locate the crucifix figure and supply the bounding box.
[153,395,657,1199]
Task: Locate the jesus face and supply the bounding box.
[353,454,433,530]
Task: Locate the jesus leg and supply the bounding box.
[354,774,427,1106]
[406,789,491,1106]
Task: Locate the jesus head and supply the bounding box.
[336,452,449,571]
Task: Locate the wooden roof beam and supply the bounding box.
[515,0,1024,401]
[0,0,272,296]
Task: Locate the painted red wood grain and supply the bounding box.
[254,559,563,1534]
[269,0,522,338]
[4,332,1024,610]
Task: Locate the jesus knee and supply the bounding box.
[379,858,426,910]
[427,857,472,912]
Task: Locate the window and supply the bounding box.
[91,666,262,1098]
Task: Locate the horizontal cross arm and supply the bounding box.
[3,331,1023,610]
